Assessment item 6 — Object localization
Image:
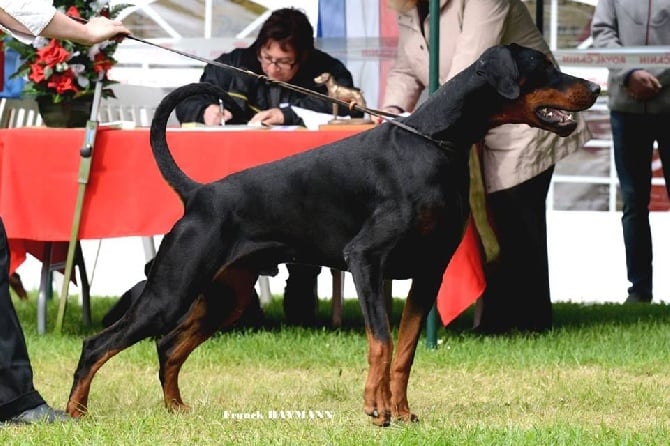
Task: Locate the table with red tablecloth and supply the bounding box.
[0,126,485,326]
[0,127,364,270]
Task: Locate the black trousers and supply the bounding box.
[283,263,320,326]
[0,218,45,421]
[475,167,554,333]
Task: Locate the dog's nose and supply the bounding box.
[588,82,601,96]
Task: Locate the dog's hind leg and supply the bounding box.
[390,273,443,423]
[66,300,165,417]
[68,224,228,417]
[157,267,257,412]
[67,281,210,417]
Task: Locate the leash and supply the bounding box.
[69,15,455,152]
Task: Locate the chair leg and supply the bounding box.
[75,242,91,327]
[257,276,272,305]
[36,241,91,333]
[37,242,53,335]
[331,269,343,328]
[141,236,156,261]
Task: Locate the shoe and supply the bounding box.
[2,403,71,425]
[624,292,652,304]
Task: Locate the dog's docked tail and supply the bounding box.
[150,82,228,201]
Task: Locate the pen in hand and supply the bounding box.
[219,98,226,126]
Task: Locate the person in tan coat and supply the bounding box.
[382,0,591,333]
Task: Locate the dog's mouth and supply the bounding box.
[535,106,578,135]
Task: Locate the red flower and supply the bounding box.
[67,6,81,18]
[36,39,71,67]
[28,63,46,83]
[4,1,126,102]
[47,71,79,95]
[93,53,113,73]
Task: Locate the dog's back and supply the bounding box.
[169,115,469,274]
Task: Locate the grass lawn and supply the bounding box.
[2,293,670,445]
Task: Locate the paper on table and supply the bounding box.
[179,105,339,131]
[291,105,344,130]
[175,124,267,131]
[99,120,137,129]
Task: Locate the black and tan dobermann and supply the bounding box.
[67,44,599,426]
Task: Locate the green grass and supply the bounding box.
[2,293,670,445]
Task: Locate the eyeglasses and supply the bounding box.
[257,53,296,71]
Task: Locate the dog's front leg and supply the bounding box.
[345,239,394,427]
[363,326,393,427]
[390,274,442,423]
[67,321,147,417]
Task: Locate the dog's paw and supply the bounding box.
[66,400,88,418]
[393,411,419,424]
[366,408,391,427]
[165,399,192,413]
[391,403,419,423]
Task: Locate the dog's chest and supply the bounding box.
[415,206,442,236]
[386,203,469,278]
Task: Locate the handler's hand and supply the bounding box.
[626,70,662,101]
[85,16,129,43]
[203,103,232,126]
[371,106,404,124]
[249,108,284,126]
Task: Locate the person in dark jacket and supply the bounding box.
[592,0,670,304]
[175,7,361,128]
[176,8,362,325]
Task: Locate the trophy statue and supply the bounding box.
[314,73,374,126]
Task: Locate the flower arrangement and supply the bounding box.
[4,1,129,104]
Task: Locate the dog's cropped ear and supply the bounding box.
[476,45,520,99]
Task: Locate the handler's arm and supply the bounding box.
[0,5,127,44]
[591,0,637,90]
[382,12,427,112]
[591,0,621,49]
[175,53,253,125]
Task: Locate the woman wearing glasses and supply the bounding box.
[175,7,362,127]
[176,8,361,327]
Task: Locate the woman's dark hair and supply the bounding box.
[254,8,315,62]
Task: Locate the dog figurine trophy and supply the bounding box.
[314,72,374,125]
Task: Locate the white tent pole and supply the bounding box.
[204,0,213,38]
[550,0,558,50]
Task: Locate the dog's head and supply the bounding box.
[477,43,600,137]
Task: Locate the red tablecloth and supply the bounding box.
[0,127,362,272]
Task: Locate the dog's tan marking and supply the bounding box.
[67,349,121,417]
[160,268,257,411]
